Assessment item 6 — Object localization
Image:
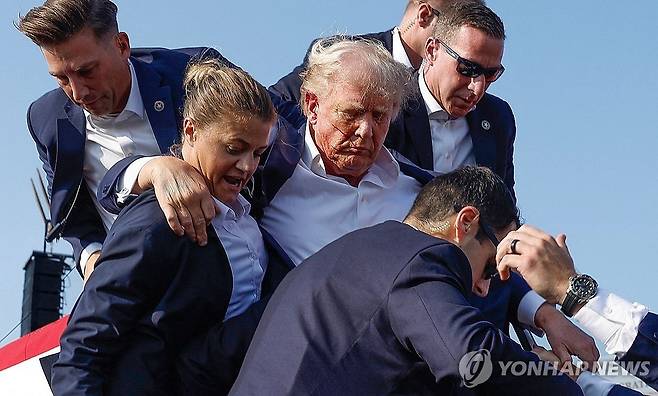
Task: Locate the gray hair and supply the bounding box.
[299,36,414,119]
[433,1,505,44]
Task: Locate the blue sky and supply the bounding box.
[0,0,656,347]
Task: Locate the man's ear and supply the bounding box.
[417,3,436,28]
[454,206,480,243]
[425,37,439,65]
[115,32,131,59]
[305,92,320,125]
[183,118,197,145]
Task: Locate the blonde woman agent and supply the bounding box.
[51,60,280,396]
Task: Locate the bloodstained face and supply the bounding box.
[306,76,396,186]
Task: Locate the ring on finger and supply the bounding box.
[510,239,520,255]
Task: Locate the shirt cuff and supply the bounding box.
[518,290,546,335]
[80,243,102,272]
[116,156,156,204]
[573,288,649,356]
[576,370,616,396]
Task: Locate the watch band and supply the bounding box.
[561,290,580,317]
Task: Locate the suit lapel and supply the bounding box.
[51,102,86,223]
[403,92,434,170]
[466,106,496,170]
[132,57,179,153]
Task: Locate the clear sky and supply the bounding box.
[0,0,656,348]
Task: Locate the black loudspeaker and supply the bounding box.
[21,251,71,335]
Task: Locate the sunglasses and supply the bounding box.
[479,221,501,280]
[436,38,505,83]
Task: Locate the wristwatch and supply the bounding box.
[560,274,598,317]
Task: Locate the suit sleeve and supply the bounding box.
[269,63,306,104]
[59,188,107,274]
[51,222,180,396]
[26,104,106,272]
[618,313,658,390]
[96,155,148,214]
[388,245,582,395]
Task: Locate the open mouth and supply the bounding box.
[224,175,243,188]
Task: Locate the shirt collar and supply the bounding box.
[302,122,401,187]
[392,27,413,69]
[213,193,251,224]
[84,59,146,125]
[122,60,146,119]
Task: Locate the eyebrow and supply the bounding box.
[229,137,268,151]
[73,62,97,72]
[48,61,96,77]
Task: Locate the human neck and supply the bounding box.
[111,61,132,114]
[398,17,424,69]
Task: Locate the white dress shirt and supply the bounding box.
[574,288,650,356]
[391,27,413,68]
[211,195,268,321]
[81,60,161,266]
[418,71,477,173]
[260,124,422,266]
[573,289,650,395]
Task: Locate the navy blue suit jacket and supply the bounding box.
[269,29,394,104]
[231,221,581,395]
[26,47,233,269]
[51,190,235,395]
[386,74,517,201]
[51,189,294,395]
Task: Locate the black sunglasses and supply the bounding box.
[436,38,505,82]
[479,221,501,280]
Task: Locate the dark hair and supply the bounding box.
[406,166,519,235]
[17,0,119,47]
[433,1,505,43]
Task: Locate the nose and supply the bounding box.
[473,278,491,298]
[467,75,486,99]
[236,153,258,175]
[353,115,374,140]
[69,77,90,103]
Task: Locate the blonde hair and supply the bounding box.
[182,58,275,130]
[299,36,414,119]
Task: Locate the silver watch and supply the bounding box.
[560,274,598,317]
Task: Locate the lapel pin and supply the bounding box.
[481,120,491,131]
[154,100,165,112]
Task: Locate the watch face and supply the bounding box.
[572,275,598,300]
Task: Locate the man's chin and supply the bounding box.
[81,101,110,116]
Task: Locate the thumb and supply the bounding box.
[556,233,572,255]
